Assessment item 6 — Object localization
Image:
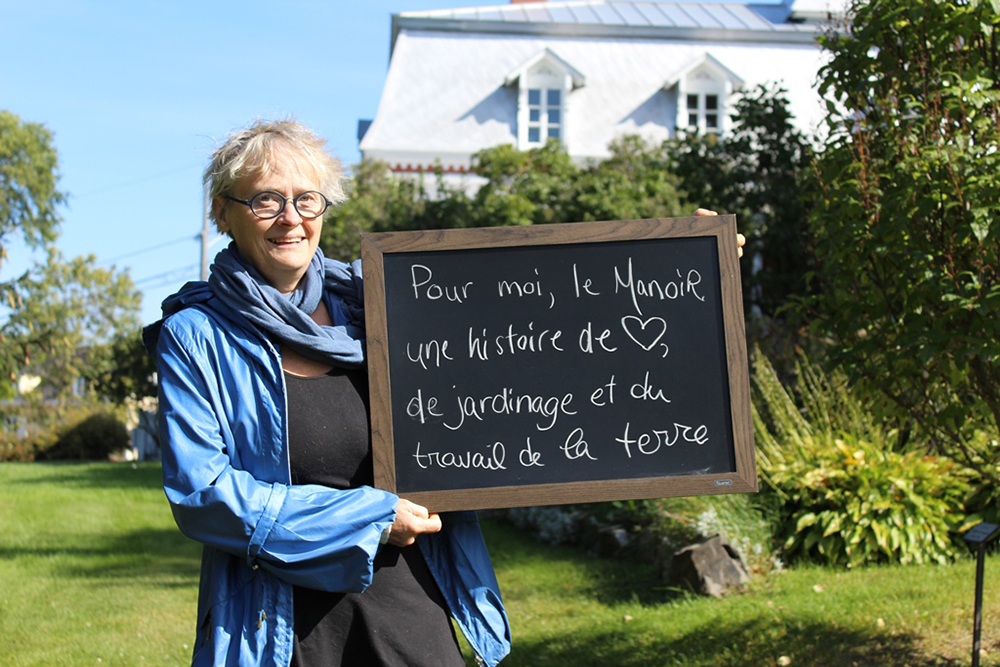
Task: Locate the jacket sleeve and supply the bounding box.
[155,311,397,593]
[419,512,511,666]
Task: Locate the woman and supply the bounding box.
[144,118,511,667]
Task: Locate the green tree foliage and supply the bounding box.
[0,111,68,385]
[0,110,65,261]
[322,138,688,262]
[0,110,142,402]
[470,137,686,223]
[326,90,808,329]
[804,0,1000,480]
[668,84,815,319]
[6,251,141,397]
[82,328,157,404]
[321,159,434,261]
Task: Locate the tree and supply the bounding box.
[1,111,68,386]
[321,159,434,261]
[83,328,157,404]
[0,110,65,263]
[803,0,1000,480]
[9,251,142,397]
[568,135,684,223]
[324,137,687,261]
[325,91,808,327]
[0,111,142,402]
[668,84,816,320]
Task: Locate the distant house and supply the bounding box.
[359,0,843,189]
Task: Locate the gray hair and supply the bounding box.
[204,118,346,228]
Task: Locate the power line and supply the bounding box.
[75,163,203,198]
[99,234,195,265]
[134,264,199,290]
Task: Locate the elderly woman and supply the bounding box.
[144,119,510,667]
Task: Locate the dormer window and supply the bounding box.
[506,48,585,150]
[527,87,562,144]
[665,53,744,137]
[686,92,721,134]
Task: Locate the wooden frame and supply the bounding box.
[361,215,755,512]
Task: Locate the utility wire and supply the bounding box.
[134,264,199,289]
[99,234,195,265]
[75,163,203,198]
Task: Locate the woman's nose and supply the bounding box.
[274,203,304,225]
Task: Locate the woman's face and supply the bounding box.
[215,148,324,293]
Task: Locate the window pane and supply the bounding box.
[528,89,541,105]
[529,109,540,122]
[548,109,561,124]
[688,113,698,128]
[528,127,541,143]
[706,113,718,128]
[687,94,699,110]
[547,89,561,106]
[706,95,718,110]
[548,127,560,139]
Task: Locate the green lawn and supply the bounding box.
[2,462,997,667]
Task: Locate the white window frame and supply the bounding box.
[521,70,567,148]
[506,49,585,151]
[684,88,723,135]
[666,54,744,137]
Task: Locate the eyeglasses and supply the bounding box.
[223,190,333,220]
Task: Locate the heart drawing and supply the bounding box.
[621,316,667,351]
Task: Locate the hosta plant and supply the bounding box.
[768,435,973,567]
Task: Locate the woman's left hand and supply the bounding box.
[693,208,745,258]
[386,498,442,547]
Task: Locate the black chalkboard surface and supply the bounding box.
[361,215,755,511]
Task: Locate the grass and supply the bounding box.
[2,462,998,667]
[488,519,1000,666]
[0,462,199,666]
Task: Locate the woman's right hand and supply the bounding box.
[386,498,442,547]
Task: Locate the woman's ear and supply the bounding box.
[213,196,230,234]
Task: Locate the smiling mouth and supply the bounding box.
[269,238,305,246]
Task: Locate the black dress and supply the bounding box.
[285,368,465,667]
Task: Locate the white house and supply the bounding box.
[359,0,843,187]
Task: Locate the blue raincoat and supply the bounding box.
[147,275,510,667]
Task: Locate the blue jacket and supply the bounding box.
[149,281,511,667]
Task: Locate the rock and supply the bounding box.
[666,534,751,597]
[595,525,632,555]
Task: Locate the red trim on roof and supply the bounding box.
[390,164,469,173]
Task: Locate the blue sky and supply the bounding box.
[2,0,788,326]
[1,0,491,324]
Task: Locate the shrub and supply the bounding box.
[768,434,971,567]
[963,434,1000,528]
[35,411,129,461]
[753,349,975,567]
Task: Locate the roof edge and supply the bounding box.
[392,15,823,49]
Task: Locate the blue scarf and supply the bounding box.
[144,243,366,367]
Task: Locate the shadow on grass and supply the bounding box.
[503,619,960,667]
[480,521,971,666]
[0,526,200,587]
[9,461,164,490]
[482,519,681,607]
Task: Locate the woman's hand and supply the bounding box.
[386,498,442,547]
[693,208,745,258]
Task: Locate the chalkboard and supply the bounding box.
[361,215,755,512]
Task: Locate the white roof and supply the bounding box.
[391,0,843,47]
[362,1,834,168]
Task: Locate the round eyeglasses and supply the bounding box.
[223,190,333,220]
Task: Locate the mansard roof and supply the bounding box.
[391,0,844,51]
